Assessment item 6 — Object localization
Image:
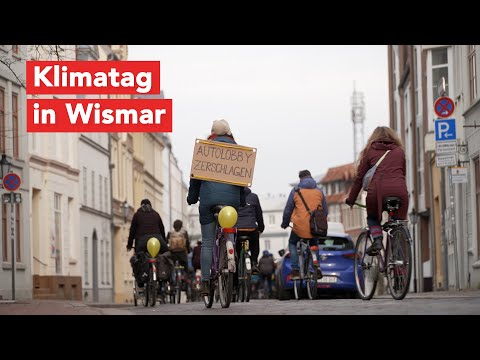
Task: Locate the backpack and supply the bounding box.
[169,230,187,252]
[130,252,150,285]
[295,188,328,237]
[157,253,174,280]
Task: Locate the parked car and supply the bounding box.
[275,229,358,300]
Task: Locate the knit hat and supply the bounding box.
[211,119,232,136]
[298,170,311,179]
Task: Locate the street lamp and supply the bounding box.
[0,154,13,184]
[409,208,418,293]
[123,201,129,223]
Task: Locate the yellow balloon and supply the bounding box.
[147,237,160,257]
[218,206,238,228]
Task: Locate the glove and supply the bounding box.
[187,196,197,205]
[126,245,132,252]
[281,223,288,229]
[345,198,354,208]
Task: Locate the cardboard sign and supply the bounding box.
[190,139,257,186]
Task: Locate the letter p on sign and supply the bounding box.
[435,119,456,142]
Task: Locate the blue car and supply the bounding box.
[275,231,359,300]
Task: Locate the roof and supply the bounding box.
[321,163,356,184]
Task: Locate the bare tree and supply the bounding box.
[0,45,77,89]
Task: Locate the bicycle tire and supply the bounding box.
[386,225,412,300]
[244,272,251,302]
[143,284,149,307]
[354,231,379,300]
[306,253,319,300]
[204,279,214,308]
[149,268,157,307]
[175,272,182,304]
[238,250,246,302]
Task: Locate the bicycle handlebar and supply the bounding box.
[354,202,367,209]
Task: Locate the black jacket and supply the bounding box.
[127,204,166,248]
[235,188,265,232]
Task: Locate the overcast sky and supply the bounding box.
[128,45,389,197]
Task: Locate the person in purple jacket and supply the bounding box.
[346,126,408,255]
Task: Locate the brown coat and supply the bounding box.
[347,141,409,222]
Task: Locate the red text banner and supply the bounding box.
[26,61,160,95]
[27,99,172,133]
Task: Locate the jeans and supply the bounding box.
[288,231,319,271]
[200,222,216,281]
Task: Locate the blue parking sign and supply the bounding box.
[435,119,456,141]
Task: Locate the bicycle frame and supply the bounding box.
[297,239,318,279]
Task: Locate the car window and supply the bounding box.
[318,236,353,251]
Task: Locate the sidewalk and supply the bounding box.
[0,299,134,315]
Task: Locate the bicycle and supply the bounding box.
[131,238,161,307]
[235,228,254,302]
[291,234,322,300]
[203,205,237,309]
[353,197,413,300]
[172,260,185,304]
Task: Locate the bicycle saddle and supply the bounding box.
[211,205,226,216]
[383,197,401,211]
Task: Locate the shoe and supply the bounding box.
[290,269,300,280]
[366,237,383,255]
[200,281,210,295]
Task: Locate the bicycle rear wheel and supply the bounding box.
[306,254,319,300]
[204,279,215,308]
[354,231,379,300]
[386,226,412,300]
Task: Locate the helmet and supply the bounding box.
[263,250,269,256]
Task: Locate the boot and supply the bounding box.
[290,269,300,280]
[200,280,210,295]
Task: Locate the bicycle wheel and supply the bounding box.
[354,231,379,300]
[386,226,412,300]
[238,250,246,302]
[148,268,157,307]
[175,273,182,304]
[306,254,319,300]
[143,284,149,307]
[217,235,233,308]
[204,279,215,308]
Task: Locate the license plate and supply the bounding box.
[318,276,337,283]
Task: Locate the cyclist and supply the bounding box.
[235,187,265,273]
[127,199,168,288]
[258,250,275,298]
[187,119,246,296]
[166,219,191,273]
[281,170,328,279]
[345,126,408,255]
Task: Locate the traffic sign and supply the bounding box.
[451,167,468,184]
[2,193,22,204]
[435,119,456,141]
[435,140,457,155]
[2,173,21,192]
[434,96,455,118]
[436,154,457,167]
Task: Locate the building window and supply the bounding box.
[2,204,7,261]
[91,171,95,209]
[106,240,110,285]
[101,239,105,285]
[54,193,62,274]
[12,93,19,158]
[264,239,271,250]
[83,167,87,205]
[84,236,89,285]
[0,87,5,153]
[269,215,275,225]
[99,175,103,212]
[469,45,477,103]
[431,48,449,101]
[475,157,480,257]
[104,177,108,212]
